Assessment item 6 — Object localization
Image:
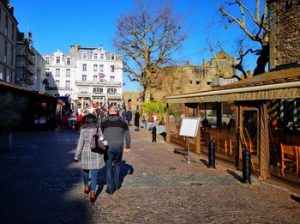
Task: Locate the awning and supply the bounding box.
[165,67,300,104]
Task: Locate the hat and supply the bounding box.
[84,113,96,123]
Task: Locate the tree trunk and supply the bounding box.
[253,44,269,75]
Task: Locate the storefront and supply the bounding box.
[165,67,300,185]
[0,80,63,131]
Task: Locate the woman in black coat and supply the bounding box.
[134,109,140,131]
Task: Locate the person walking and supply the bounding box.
[125,109,132,126]
[101,106,131,194]
[74,113,105,202]
[134,109,140,131]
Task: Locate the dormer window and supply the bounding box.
[111,54,115,60]
[110,65,115,72]
[100,54,104,59]
[93,53,98,59]
[82,52,87,59]
[56,56,60,64]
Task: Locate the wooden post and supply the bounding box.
[259,102,270,180]
[166,103,171,143]
[195,104,201,154]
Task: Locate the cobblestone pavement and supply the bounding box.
[0,127,299,224]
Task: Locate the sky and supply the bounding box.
[10,0,256,91]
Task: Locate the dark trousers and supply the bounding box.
[105,145,123,192]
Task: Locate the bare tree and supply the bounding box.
[220,0,270,76]
[114,0,186,100]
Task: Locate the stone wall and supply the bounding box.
[269,0,300,69]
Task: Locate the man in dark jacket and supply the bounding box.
[101,106,131,194]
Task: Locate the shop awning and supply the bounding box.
[165,67,300,104]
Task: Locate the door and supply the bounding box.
[240,108,260,165]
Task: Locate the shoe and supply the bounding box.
[105,188,114,195]
[84,185,90,194]
[89,192,96,203]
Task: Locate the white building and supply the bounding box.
[15,32,46,92]
[44,45,123,111]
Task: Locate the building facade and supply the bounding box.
[44,45,123,111]
[269,0,300,69]
[15,32,36,90]
[148,51,237,101]
[0,0,17,84]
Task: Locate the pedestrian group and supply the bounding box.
[74,105,131,203]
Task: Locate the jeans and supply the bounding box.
[82,169,99,192]
[105,145,123,192]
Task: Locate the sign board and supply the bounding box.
[179,117,201,137]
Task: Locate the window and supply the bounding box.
[82,74,87,81]
[10,45,14,65]
[110,76,115,82]
[5,16,8,36]
[11,24,15,40]
[46,57,50,64]
[93,75,97,82]
[66,80,70,89]
[82,52,87,59]
[111,54,115,60]
[55,69,60,76]
[55,80,60,87]
[107,88,117,94]
[82,64,87,71]
[93,53,97,59]
[99,64,104,71]
[196,81,200,86]
[4,41,7,63]
[93,64,98,71]
[93,87,103,93]
[66,69,71,77]
[110,65,115,72]
[56,56,60,64]
[66,57,71,65]
[100,54,104,59]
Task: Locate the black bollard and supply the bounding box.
[152,125,156,142]
[242,149,251,184]
[208,141,216,168]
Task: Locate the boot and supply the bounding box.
[83,185,90,194]
[89,192,96,203]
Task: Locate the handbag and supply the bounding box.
[90,127,107,154]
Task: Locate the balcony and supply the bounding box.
[75,80,122,87]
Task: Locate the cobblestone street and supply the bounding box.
[0,127,299,224]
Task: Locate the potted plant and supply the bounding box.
[0,92,28,150]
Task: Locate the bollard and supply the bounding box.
[242,149,251,184]
[208,141,216,168]
[152,125,156,142]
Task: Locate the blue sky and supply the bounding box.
[10,0,255,91]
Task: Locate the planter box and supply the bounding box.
[0,134,13,150]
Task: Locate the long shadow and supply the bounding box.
[96,160,134,197]
[226,169,244,183]
[0,129,90,224]
[200,159,209,167]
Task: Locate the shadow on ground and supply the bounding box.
[0,130,90,224]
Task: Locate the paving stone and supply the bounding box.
[0,128,299,224]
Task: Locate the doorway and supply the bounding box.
[240,108,260,166]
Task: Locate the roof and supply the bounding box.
[0,80,57,102]
[216,50,232,60]
[165,67,300,104]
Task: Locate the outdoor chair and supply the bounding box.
[280,144,297,176]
